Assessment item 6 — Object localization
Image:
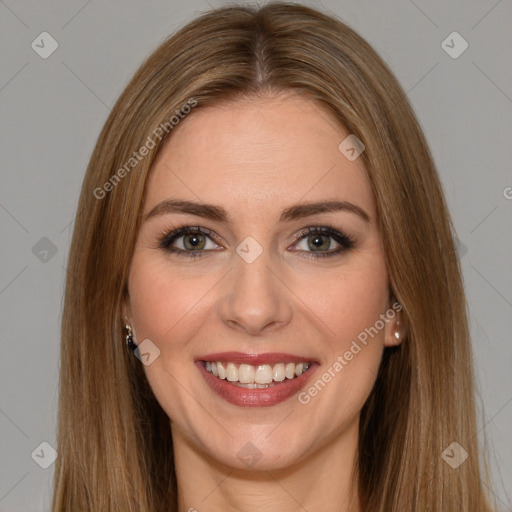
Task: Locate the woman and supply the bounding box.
[52,2,495,510]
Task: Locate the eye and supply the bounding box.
[290,225,355,259]
[158,225,222,258]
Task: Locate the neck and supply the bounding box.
[172,419,361,512]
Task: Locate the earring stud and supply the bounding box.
[125,324,137,351]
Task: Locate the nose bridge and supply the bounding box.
[220,235,291,333]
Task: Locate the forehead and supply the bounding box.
[144,93,375,220]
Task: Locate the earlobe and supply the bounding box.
[385,308,406,347]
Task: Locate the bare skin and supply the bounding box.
[124,92,405,512]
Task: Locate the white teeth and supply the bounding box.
[226,362,238,382]
[217,361,226,379]
[285,362,295,379]
[255,364,273,384]
[273,363,285,382]
[238,364,255,384]
[205,361,311,384]
[231,381,272,389]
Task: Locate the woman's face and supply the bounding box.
[124,93,403,470]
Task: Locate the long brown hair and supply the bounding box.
[52,2,494,510]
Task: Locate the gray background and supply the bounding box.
[1,0,511,510]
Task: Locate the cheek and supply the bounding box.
[292,257,388,408]
[295,258,389,351]
[126,254,209,417]
[127,253,209,344]
[293,267,388,433]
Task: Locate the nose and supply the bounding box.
[220,245,293,336]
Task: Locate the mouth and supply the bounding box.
[195,352,318,407]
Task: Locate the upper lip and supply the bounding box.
[196,352,317,366]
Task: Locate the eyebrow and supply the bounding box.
[143,199,371,224]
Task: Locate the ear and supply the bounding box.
[383,299,406,348]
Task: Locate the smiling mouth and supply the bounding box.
[203,361,312,389]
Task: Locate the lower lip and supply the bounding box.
[195,361,318,407]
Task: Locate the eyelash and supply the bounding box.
[157,224,355,260]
